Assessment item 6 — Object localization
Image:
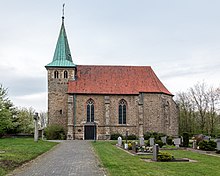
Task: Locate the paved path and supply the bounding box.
[8,141,105,176]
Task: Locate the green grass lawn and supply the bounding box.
[0,138,58,176]
[92,141,220,176]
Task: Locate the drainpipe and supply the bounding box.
[73,94,76,139]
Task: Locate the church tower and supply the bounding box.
[45,14,76,129]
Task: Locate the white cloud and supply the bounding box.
[12,92,47,112]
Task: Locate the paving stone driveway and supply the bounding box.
[9,141,105,176]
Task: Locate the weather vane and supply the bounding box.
[62,3,65,18]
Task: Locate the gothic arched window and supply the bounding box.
[64,70,68,78]
[87,99,94,122]
[54,71,59,78]
[119,99,126,124]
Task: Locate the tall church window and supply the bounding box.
[87,99,94,122]
[64,70,68,78]
[54,71,59,78]
[119,99,126,124]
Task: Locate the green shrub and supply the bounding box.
[144,132,151,140]
[127,134,137,140]
[155,140,164,148]
[110,133,123,140]
[183,132,189,147]
[44,124,66,140]
[144,131,166,140]
[198,140,217,151]
[167,137,173,145]
[157,152,173,161]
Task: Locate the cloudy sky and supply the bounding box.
[0,0,220,112]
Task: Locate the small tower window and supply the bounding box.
[64,70,68,78]
[54,71,59,78]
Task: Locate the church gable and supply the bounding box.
[68,65,172,95]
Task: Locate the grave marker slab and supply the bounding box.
[152,144,159,161]
[216,139,220,151]
[117,136,122,147]
[192,140,197,149]
[161,136,167,144]
[139,137,145,146]
[174,138,181,147]
[132,142,137,152]
[150,138,155,146]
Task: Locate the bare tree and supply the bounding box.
[206,87,220,134]
[189,82,209,133]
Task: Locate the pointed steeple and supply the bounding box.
[46,14,76,68]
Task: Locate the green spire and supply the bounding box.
[46,17,76,68]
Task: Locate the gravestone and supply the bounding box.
[152,144,159,161]
[216,139,220,151]
[161,136,167,144]
[180,136,183,143]
[132,142,137,153]
[203,136,211,141]
[150,138,155,146]
[139,137,145,146]
[174,138,181,147]
[124,143,128,150]
[117,136,122,147]
[192,140,197,149]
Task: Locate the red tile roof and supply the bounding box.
[67,65,172,95]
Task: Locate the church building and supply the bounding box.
[45,16,179,140]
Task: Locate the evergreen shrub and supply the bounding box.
[127,134,137,140]
[183,132,189,147]
[155,140,164,148]
[44,124,66,140]
[157,152,173,161]
[110,133,123,140]
[198,140,217,151]
[167,137,173,145]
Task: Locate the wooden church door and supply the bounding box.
[84,125,96,140]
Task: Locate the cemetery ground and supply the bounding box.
[92,141,220,176]
[0,138,58,176]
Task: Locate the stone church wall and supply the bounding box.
[47,68,75,130]
[71,94,139,140]
[142,93,179,136]
[68,93,179,140]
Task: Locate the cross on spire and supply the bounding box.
[62,3,65,22]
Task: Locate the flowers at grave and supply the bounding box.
[128,142,132,150]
